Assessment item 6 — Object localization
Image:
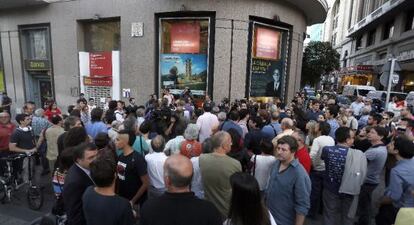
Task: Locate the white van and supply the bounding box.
[406,91,414,107]
[342,85,376,97]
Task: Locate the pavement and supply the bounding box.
[0,163,55,225]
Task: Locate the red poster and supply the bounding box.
[89,52,112,77]
[170,22,200,53]
[255,27,281,60]
[84,77,112,86]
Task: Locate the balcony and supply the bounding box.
[348,0,409,37]
[285,0,329,25]
[0,0,68,10]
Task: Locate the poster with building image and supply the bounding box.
[160,54,207,96]
[249,23,289,98]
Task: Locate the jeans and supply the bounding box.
[323,189,354,225]
[357,183,378,225]
[375,204,399,225]
[309,170,324,217]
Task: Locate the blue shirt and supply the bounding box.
[385,158,414,208]
[266,159,311,225]
[365,144,388,184]
[306,109,322,121]
[220,120,243,138]
[32,116,51,137]
[326,119,339,139]
[262,122,282,139]
[321,145,348,194]
[85,121,108,139]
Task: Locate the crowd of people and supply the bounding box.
[0,89,413,225]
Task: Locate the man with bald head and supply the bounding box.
[199,131,242,217]
[272,117,295,145]
[140,154,222,225]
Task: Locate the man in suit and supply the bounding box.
[63,143,98,225]
[265,69,281,97]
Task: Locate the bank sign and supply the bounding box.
[24,60,50,71]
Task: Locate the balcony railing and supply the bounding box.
[348,0,405,36]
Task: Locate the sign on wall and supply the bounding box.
[89,52,112,77]
[249,23,290,98]
[24,59,50,71]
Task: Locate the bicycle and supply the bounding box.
[0,151,44,210]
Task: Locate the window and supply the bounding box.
[367,29,376,46]
[332,33,337,46]
[383,20,394,40]
[20,28,50,60]
[405,10,414,31]
[0,41,5,93]
[82,20,120,52]
[158,18,211,97]
[355,35,363,50]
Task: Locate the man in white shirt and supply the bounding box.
[196,103,219,143]
[145,135,168,199]
[345,108,358,131]
[164,123,186,155]
[308,121,335,218]
[350,96,364,117]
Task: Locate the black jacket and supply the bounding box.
[63,164,94,225]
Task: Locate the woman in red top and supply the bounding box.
[44,101,62,121]
[180,124,202,158]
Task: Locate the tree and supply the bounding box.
[301,41,340,87]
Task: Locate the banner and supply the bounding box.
[89,52,112,77]
[254,27,281,60]
[83,76,112,86]
[160,54,207,95]
[170,22,200,54]
[250,24,288,97]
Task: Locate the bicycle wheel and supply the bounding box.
[27,185,43,210]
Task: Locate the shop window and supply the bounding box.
[82,20,120,52]
[404,10,414,32]
[367,29,376,46]
[158,18,211,98]
[382,20,394,40]
[247,18,290,100]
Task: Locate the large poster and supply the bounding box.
[160,54,207,95]
[250,24,289,98]
[170,22,200,54]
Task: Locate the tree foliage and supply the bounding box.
[301,41,340,87]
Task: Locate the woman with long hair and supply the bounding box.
[44,100,62,121]
[225,172,277,225]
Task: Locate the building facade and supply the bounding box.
[0,0,327,112]
[323,0,414,92]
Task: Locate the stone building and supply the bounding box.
[0,0,327,112]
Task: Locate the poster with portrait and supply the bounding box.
[249,23,289,98]
[160,54,207,96]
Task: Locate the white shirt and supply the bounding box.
[197,112,219,143]
[114,110,125,123]
[309,135,335,171]
[190,156,204,199]
[251,155,276,191]
[164,135,185,155]
[145,152,168,189]
[350,101,364,116]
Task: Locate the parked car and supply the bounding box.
[342,85,376,97]
[405,91,414,107]
[336,95,351,108]
[367,90,407,102]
